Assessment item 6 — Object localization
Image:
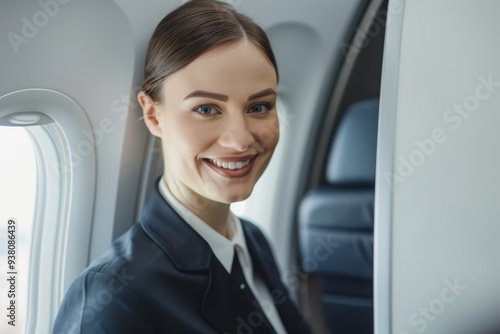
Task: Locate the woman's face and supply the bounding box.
[142,40,279,206]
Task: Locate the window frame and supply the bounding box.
[0,88,96,333]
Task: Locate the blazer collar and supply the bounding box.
[140,180,283,333]
[139,179,281,287]
[140,180,212,272]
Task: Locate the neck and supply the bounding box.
[163,176,233,239]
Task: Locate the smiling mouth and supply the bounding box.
[203,156,256,178]
[208,158,251,170]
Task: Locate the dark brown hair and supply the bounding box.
[141,0,278,102]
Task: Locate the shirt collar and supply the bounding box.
[158,178,250,273]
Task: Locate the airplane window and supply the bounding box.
[0,113,77,333]
[0,127,36,334]
[0,89,97,333]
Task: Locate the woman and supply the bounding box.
[53,0,312,333]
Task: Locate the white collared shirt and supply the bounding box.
[158,179,286,334]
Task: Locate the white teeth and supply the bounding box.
[210,158,251,170]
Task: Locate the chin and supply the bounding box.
[214,187,253,204]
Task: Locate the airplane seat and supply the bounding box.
[299,98,379,334]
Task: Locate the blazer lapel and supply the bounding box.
[141,182,277,333]
[140,181,212,272]
[241,220,284,297]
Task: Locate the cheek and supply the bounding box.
[256,117,280,150]
[163,118,217,158]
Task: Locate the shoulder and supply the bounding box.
[53,223,174,333]
[53,268,155,333]
[81,221,187,298]
[52,226,156,333]
[85,223,164,278]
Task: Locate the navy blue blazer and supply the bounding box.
[52,183,313,333]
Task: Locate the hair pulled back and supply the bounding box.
[141,0,278,102]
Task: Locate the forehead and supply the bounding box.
[162,40,277,100]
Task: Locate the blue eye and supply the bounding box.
[249,103,270,113]
[194,105,217,115]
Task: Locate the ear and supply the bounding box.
[138,91,163,138]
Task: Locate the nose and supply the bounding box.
[218,114,255,152]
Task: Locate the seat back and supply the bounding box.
[299,98,379,334]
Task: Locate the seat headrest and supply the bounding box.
[326,98,379,184]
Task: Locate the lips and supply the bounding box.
[203,155,256,178]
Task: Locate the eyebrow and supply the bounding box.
[183,90,228,102]
[183,88,277,102]
[247,88,277,101]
